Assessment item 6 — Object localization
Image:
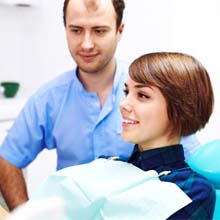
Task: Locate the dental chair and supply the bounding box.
[4,140,220,220]
[187,139,220,220]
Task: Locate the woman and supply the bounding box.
[120,52,216,220]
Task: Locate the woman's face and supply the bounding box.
[120,77,174,151]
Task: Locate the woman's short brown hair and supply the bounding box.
[129,52,214,137]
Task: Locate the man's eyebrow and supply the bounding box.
[67,24,81,28]
[93,26,110,29]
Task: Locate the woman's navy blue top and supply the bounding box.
[128,144,216,220]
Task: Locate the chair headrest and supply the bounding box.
[187,139,220,189]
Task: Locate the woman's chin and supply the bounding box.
[121,132,134,143]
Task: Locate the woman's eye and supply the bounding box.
[138,93,150,99]
[123,89,129,96]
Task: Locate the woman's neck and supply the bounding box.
[138,136,180,152]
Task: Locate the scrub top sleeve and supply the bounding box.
[0,95,47,169]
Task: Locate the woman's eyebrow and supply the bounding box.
[134,84,153,91]
[124,82,153,90]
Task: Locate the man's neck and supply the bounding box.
[78,59,116,108]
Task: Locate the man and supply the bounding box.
[0,0,199,210]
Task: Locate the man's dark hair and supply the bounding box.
[63,0,125,29]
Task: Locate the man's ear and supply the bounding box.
[118,22,124,34]
[117,22,124,41]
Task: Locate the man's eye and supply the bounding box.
[71,29,81,34]
[123,89,129,96]
[95,29,106,35]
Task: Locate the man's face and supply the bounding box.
[65,0,124,75]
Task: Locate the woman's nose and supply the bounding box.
[120,98,132,113]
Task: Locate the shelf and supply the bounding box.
[0,97,27,121]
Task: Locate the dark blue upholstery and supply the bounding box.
[187,139,220,220]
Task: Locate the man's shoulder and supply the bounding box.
[115,59,130,84]
[40,69,76,92]
[116,59,130,71]
[22,68,77,109]
[33,68,77,99]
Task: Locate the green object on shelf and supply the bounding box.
[0,81,20,98]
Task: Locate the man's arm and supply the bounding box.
[0,157,28,211]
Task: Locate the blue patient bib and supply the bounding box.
[27,159,191,220]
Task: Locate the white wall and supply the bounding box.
[0,0,72,96]
[0,0,177,95]
[0,0,219,194]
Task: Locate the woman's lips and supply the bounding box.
[122,118,139,126]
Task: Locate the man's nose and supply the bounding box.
[81,33,94,50]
